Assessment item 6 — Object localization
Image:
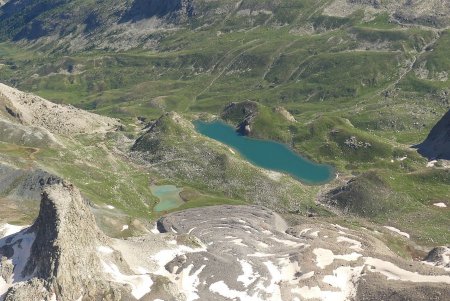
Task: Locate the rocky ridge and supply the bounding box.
[325,0,450,28]
[0,83,120,136]
[221,101,259,135]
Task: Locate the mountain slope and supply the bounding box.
[416,109,450,160]
[0,0,447,52]
[1,181,449,300]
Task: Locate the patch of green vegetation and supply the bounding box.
[176,195,246,211]
[0,0,448,247]
[323,171,411,218]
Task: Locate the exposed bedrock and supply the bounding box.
[416,109,450,160]
[158,205,450,301]
[1,188,449,300]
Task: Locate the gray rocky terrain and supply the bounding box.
[325,0,450,28]
[416,109,450,160]
[0,83,120,136]
[0,163,61,202]
[1,0,448,53]
[1,181,449,301]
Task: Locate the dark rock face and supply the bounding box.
[0,0,69,40]
[416,109,450,160]
[120,0,194,23]
[423,246,450,270]
[221,101,259,135]
[4,105,22,120]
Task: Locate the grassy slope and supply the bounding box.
[0,2,448,246]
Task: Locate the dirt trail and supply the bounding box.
[190,40,265,106]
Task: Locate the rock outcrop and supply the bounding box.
[120,0,194,23]
[0,182,128,300]
[416,109,450,160]
[221,101,259,135]
[0,163,62,202]
[0,83,120,136]
[424,246,450,271]
[325,0,450,28]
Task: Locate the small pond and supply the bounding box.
[151,185,184,212]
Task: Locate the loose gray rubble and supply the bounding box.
[0,83,120,136]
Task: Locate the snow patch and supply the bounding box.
[292,286,322,300]
[97,246,114,254]
[121,225,129,232]
[299,228,312,235]
[0,224,25,237]
[150,245,206,276]
[383,226,410,239]
[333,224,349,231]
[101,260,152,299]
[313,248,362,269]
[0,228,36,298]
[270,236,301,247]
[292,266,363,301]
[0,276,9,300]
[309,231,320,237]
[337,236,363,251]
[248,252,275,258]
[150,223,160,234]
[322,266,363,301]
[177,264,206,301]
[237,260,258,287]
[426,160,437,167]
[365,257,450,284]
[231,239,247,247]
[210,281,261,301]
[433,202,447,208]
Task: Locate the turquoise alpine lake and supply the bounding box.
[194,120,334,184]
[151,185,184,212]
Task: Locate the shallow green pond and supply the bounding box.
[194,120,334,184]
[151,185,184,212]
